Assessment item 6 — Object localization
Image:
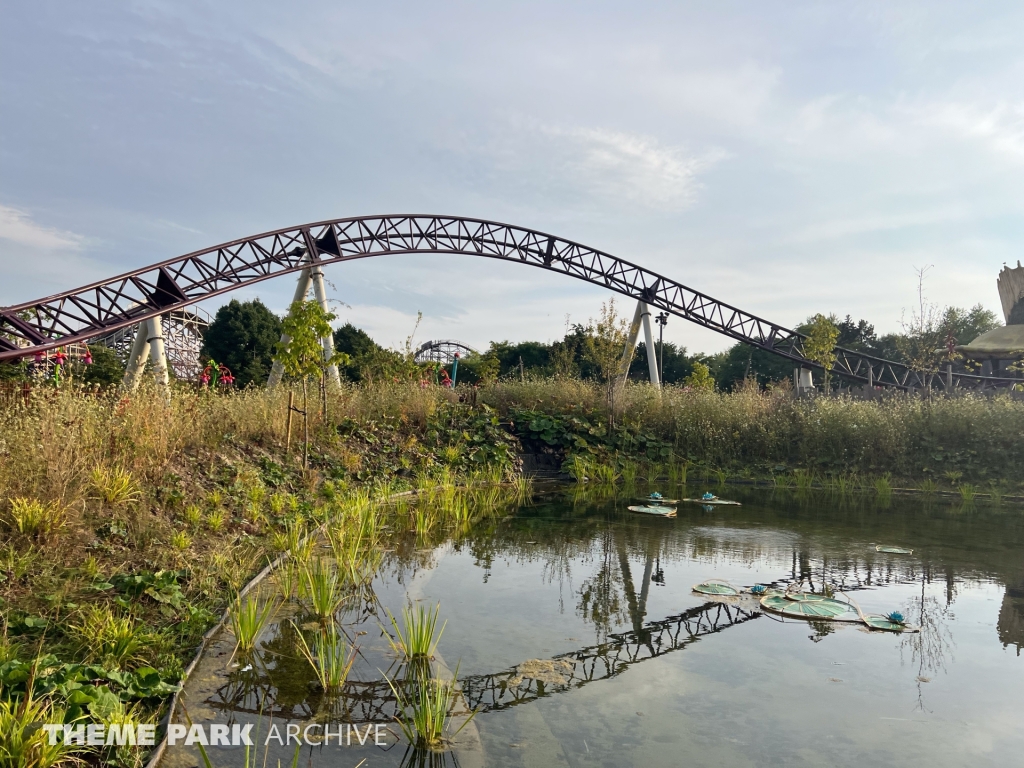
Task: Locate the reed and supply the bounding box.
[229,594,277,655]
[294,621,356,694]
[958,483,977,502]
[275,558,299,601]
[620,460,639,486]
[384,603,446,660]
[793,469,814,492]
[565,455,592,483]
[712,468,727,487]
[301,558,347,620]
[874,474,893,497]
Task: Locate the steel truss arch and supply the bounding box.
[1,214,1018,390]
[413,339,477,364]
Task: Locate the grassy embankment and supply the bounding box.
[2,379,1024,766]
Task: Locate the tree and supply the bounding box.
[803,314,840,390]
[683,361,716,391]
[74,345,124,387]
[201,299,282,388]
[332,323,382,381]
[275,300,344,470]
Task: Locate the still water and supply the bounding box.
[168,487,1024,768]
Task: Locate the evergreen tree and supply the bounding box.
[200,299,282,388]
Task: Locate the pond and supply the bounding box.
[163,486,1024,768]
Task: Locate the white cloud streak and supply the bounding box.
[0,205,84,250]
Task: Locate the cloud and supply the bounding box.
[918,100,1024,160]
[0,205,84,250]
[546,126,728,210]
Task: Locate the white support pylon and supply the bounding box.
[122,316,170,394]
[147,316,170,392]
[640,303,661,389]
[310,262,342,387]
[616,299,661,390]
[122,321,151,391]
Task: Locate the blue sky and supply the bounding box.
[2,1,1022,353]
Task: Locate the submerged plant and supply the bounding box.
[229,594,277,655]
[386,663,475,750]
[294,621,356,694]
[384,603,446,660]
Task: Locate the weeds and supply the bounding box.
[918,479,938,494]
[3,497,65,541]
[205,508,227,533]
[170,530,191,551]
[958,483,977,503]
[91,467,141,506]
[72,605,152,668]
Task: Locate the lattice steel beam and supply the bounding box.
[2,215,1019,390]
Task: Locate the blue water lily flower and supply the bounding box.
[749,584,768,595]
[886,611,906,625]
[649,492,663,499]
[702,492,715,500]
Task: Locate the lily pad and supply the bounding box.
[862,615,920,633]
[761,595,855,619]
[693,580,741,596]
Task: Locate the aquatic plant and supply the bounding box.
[958,483,977,502]
[91,466,141,506]
[302,558,347,620]
[387,663,475,750]
[275,558,299,601]
[873,474,893,497]
[229,594,277,655]
[917,478,937,494]
[2,497,65,541]
[793,469,814,492]
[749,584,768,595]
[713,468,727,487]
[620,460,639,486]
[988,482,1005,505]
[294,621,356,694]
[384,603,447,660]
[885,611,906,625]
[565,454,592,483]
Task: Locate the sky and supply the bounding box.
[2,1,1023,355]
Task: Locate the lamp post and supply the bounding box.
[655,312,669,383]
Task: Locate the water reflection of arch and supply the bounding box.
[206,599,757,725]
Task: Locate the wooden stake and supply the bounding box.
[285,390,294,453]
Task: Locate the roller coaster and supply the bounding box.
[2,214,1019,390]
